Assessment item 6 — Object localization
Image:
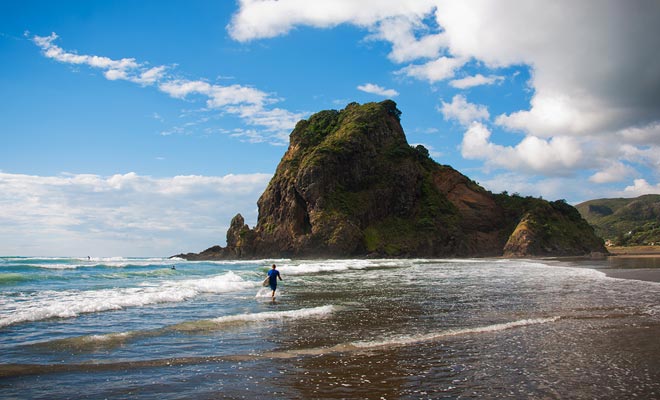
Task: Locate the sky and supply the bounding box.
[1,0,659,256]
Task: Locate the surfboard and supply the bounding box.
[262,277,270,287]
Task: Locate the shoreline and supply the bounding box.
[541,252,660,284]
[602,268,660,283]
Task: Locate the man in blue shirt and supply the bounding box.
[267,264,282,300]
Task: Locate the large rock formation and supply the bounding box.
[175,100,606,260]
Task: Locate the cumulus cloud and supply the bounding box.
[461,122,584,175]
[478,173,568,200]
[450,74,504,89]
[227,0,660,187]
[367,16,447,63]
[622,179,660,197]
[227,0,438,42]
[589,162,636,184]
[357,83,399,97]
[396,56,466,83]
[440,94,489,126]
[32,32,304,144]
[617,122,660,146]
[0,171,271,256]
[431,0,660,138]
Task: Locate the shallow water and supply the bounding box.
[1,257,658,399]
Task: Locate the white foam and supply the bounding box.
[19,257,176,269]
[276,259,404,276]
[208,305,335,325]
[0,272,256,327]
[29,263,81,270]
[255,287,279,298]
[44,305,336,347]
[351,317,561,349]
[86,332,132,342]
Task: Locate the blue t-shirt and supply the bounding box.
[267,269,280,284]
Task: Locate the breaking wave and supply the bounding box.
[0,272,254,327]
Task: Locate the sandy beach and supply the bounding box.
[603,266,660,283]
[601,246,660,283]
[541,246,660,283]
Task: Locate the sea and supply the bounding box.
[1,256,659,399]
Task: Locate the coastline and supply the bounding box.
[3,256,659,398]
[540,249,660,284]
[600,246,660,283]
[602,268,660,283]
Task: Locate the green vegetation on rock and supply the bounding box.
[576,194,660,245]
[174,100,606,260]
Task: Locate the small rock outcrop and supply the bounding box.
[174,101,606,259]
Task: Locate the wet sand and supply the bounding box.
[603,267,660,283]
[543,253,660,284]
[601,254,660,283]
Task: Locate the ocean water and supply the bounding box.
[1,256,658,399]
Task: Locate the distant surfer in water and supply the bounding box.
[267,264,282,300]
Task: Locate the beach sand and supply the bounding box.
[543,251,660,284]
[601,252,660,283]
[603,267,660,283]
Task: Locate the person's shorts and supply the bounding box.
[269,281,277,291]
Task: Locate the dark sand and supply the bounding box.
[543,254,660,283]
[601,255,660,283]
[604,267,660,282]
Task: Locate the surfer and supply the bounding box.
[267,264,282,300]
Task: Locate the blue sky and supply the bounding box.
[1,1,659,256]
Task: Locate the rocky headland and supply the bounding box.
[175,100,606,260]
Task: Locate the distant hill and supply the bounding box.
[576,194,660,245]
[176,101,605,259]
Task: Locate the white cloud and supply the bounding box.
[476,173,605,204]
[33,32,153,86]
[440,95,489,126]
[227,0,438,42]
[450,74,504,89]
[622,179,660,197]
[357,83,399,97]
[618,122,660,146]
[0,171,271,256]
[227,0,660,187]
[397,56,466,83]
[619,143,660,174]
[589,162,636,184]
[367,16,447,63]
[461,122,584,175]
[226,105,306,143]
[158,79,213,98]
[207,84,271,108]
[33,33,305,143]
[431,0,660,138]
[136,66,167,85]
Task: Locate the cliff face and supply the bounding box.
[176,101,606,260]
